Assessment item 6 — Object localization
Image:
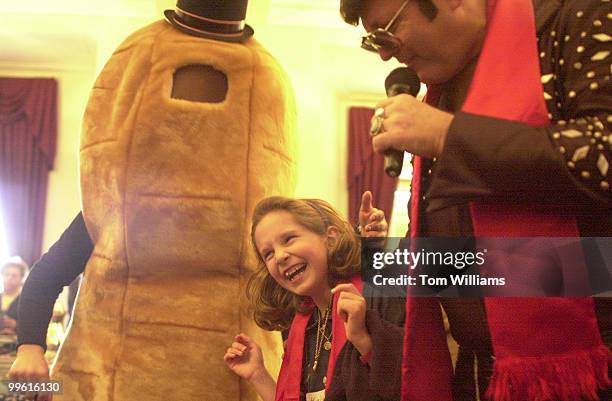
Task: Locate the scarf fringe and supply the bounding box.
[485,345,611,401]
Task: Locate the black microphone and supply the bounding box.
[381,67,421,177]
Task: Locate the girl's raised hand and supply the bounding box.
[331,283,373,357]
[223,333,266,382]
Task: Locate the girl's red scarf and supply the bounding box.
[402,1,611,400]
[275,276,362,401]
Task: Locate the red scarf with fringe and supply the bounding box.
[275,276,362,401]
[402,1,611,400]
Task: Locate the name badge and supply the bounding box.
[305,389,326,401]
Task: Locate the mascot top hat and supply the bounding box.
[164,0,254,42]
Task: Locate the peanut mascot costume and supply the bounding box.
[51,1,296,400]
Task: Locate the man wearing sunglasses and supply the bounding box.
[340,1,611,401]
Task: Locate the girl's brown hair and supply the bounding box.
[247,196,360,331]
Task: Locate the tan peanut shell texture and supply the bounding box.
[51,20,297,401]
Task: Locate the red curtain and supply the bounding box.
[0,78,57,265]
[347,107,398,225]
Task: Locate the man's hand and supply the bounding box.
[332,283,372,357]
[9,344,52,401]
[358,191,388,237]
[372,94,453,158]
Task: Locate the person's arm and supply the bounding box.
[248,369,276,401]
[427,3,611,211]
[17,211,93,349]
[330,283,404,401]
[9,212,92,401]
[325,309,404,401]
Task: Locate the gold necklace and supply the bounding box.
[312,302,331,372]
[322,328,332,351]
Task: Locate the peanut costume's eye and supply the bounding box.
[172,64,228,103]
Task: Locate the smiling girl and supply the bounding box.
[223,192,404,401]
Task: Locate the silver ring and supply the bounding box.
[370,117,384,136]
[370,107,386,137]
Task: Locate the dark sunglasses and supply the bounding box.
[361,0,410,54]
